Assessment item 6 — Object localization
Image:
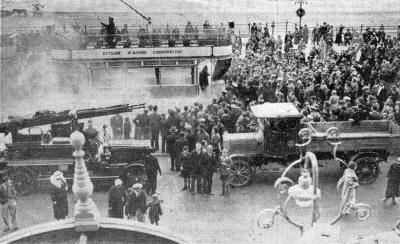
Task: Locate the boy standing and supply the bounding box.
[148,194,163,225]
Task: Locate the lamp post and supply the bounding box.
[295,0,306,27]
[254,126,371,242]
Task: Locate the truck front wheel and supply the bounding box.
[354,156,380,185]
[229,159,251,187]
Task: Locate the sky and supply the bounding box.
[2,0,400,13]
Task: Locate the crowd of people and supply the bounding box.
[95,17,231,49]
[227,23,400,125]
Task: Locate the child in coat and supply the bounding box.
[148,194,163,225]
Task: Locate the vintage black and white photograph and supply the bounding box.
[0,0,400,243]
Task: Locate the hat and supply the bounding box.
[222,89,227,93]
[198,118,206,123]
[169,126,178,133]
[132,183,143,189]
[232,81,238,88]
[114,179,123,186]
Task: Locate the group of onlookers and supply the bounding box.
[108,180,163,225]
[223,24,400,125]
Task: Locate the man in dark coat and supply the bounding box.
[212,117,225,148]
[166,126,179,171]
[148,106,161,151]
[383,157,400,204]
[175,132,188,171]
[144,154,162,195]
[220,109,234,133]
[83,119,99,159]
[160,114,168,153]
[123,117,131,139]
[376,80,388,108]
[110,114,123,139]
[199,66,210,91]
[108,179,127,218]
[133,109,150,140]
[180,145,191,191]
[101,17,116,48]
[126,183,147,222]
[185,127,196,152]
[203,145,218,195]
[190,142,205,195]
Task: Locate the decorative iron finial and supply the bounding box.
[70,131,100,232]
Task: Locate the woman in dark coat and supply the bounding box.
[383,157,400,204]
[108,179,127,218]
[49,171,69,220]
[199,66,210,90]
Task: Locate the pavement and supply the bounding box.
[2,154,400,244]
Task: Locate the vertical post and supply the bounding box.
[195,63,199,94]
[155,67,161,85]
[360,24,363,33]
[248,22,251,35]
[286,21,288,35]
[87,65,92,89]
[191,66,195,85]
[299,1,302,27]
[0,75,3,122]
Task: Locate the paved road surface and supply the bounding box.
[2,155,399,244]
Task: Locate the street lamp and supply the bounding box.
[295,0,307,27]
[255,126,371,239]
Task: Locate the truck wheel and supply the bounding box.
[354,157,380,185]
[229,159,251,187]
[10,168,36,196]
